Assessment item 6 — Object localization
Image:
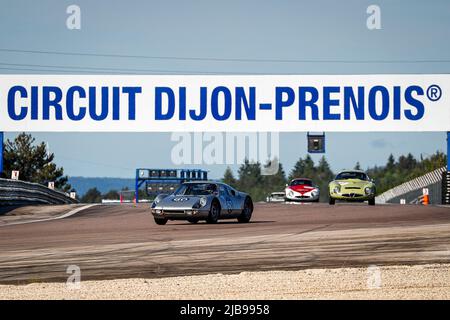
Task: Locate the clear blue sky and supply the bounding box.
[0,0,449,178]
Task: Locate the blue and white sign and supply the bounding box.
[0,74,449,132]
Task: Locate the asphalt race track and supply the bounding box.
[0,203,449,284]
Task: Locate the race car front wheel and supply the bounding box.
[206,201,220,224]
[154,217,168,225]
[368,198,375,206]
[329,197,335,205]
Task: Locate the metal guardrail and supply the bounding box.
[0,178,78,205]
[376,167,447,204]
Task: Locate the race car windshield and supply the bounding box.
[174,183,217,196]
[291,179,312,186]
[335,172,369,181]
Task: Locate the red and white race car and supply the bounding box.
[285,178,320,202]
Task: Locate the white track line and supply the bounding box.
[1,204,98,227]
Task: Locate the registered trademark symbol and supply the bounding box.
[426,84,442,101]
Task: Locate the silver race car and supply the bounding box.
[150,181,253,225]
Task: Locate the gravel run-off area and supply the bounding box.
[1,263,449,300]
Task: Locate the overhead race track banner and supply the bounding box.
[0,74,449,132]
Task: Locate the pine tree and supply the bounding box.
[289,157,306,181]
[81,188,102,203]
[263,160,287,193]
[289,154,316,181]
[317,156,334,181]
[367,151,446,194]
[103,189,119,200]
[222,166,237,187]
[236,159,264,200]
[237,159,262,188]
[315,156,334,201]
[2,133,72,192]
[386,154,395,170]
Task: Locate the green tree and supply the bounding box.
[236,159,265,201]
[420,151,446,172]
[367,151,446,194]
[103,189,119,200]
[317,156,334,179]
[81,188,102,203]
[398,153,417,172]
[289,154,316,181]
[222,166,237,187]
[386,154,395,170]
[262,160,287,194]
[2,133,72,192]
[315,156,334,201]
[237,159,262,188]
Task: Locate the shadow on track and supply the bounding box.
[168,220,276,226]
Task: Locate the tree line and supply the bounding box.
[81,151,447,203]
[222,151,447,202]
[366,151,446,194]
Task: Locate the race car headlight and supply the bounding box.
[151,200,160,208]
[333,186,341,194]
[288,190,294,197]
[199,197,207,207]
[152,196,162,207]
[364,187,373,195]
[194,197,208,208]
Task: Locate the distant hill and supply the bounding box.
[68,177,135,196]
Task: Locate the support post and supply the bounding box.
[135,169,139,204]
[443,132,450,205]
[0,132,3,175]
[447,132,450,170]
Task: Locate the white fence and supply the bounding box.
[376,167,446,204]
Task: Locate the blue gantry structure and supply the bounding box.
[134,168,208,203]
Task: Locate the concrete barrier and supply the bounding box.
[376,167,446,205]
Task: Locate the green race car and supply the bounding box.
[328,170,376,205]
